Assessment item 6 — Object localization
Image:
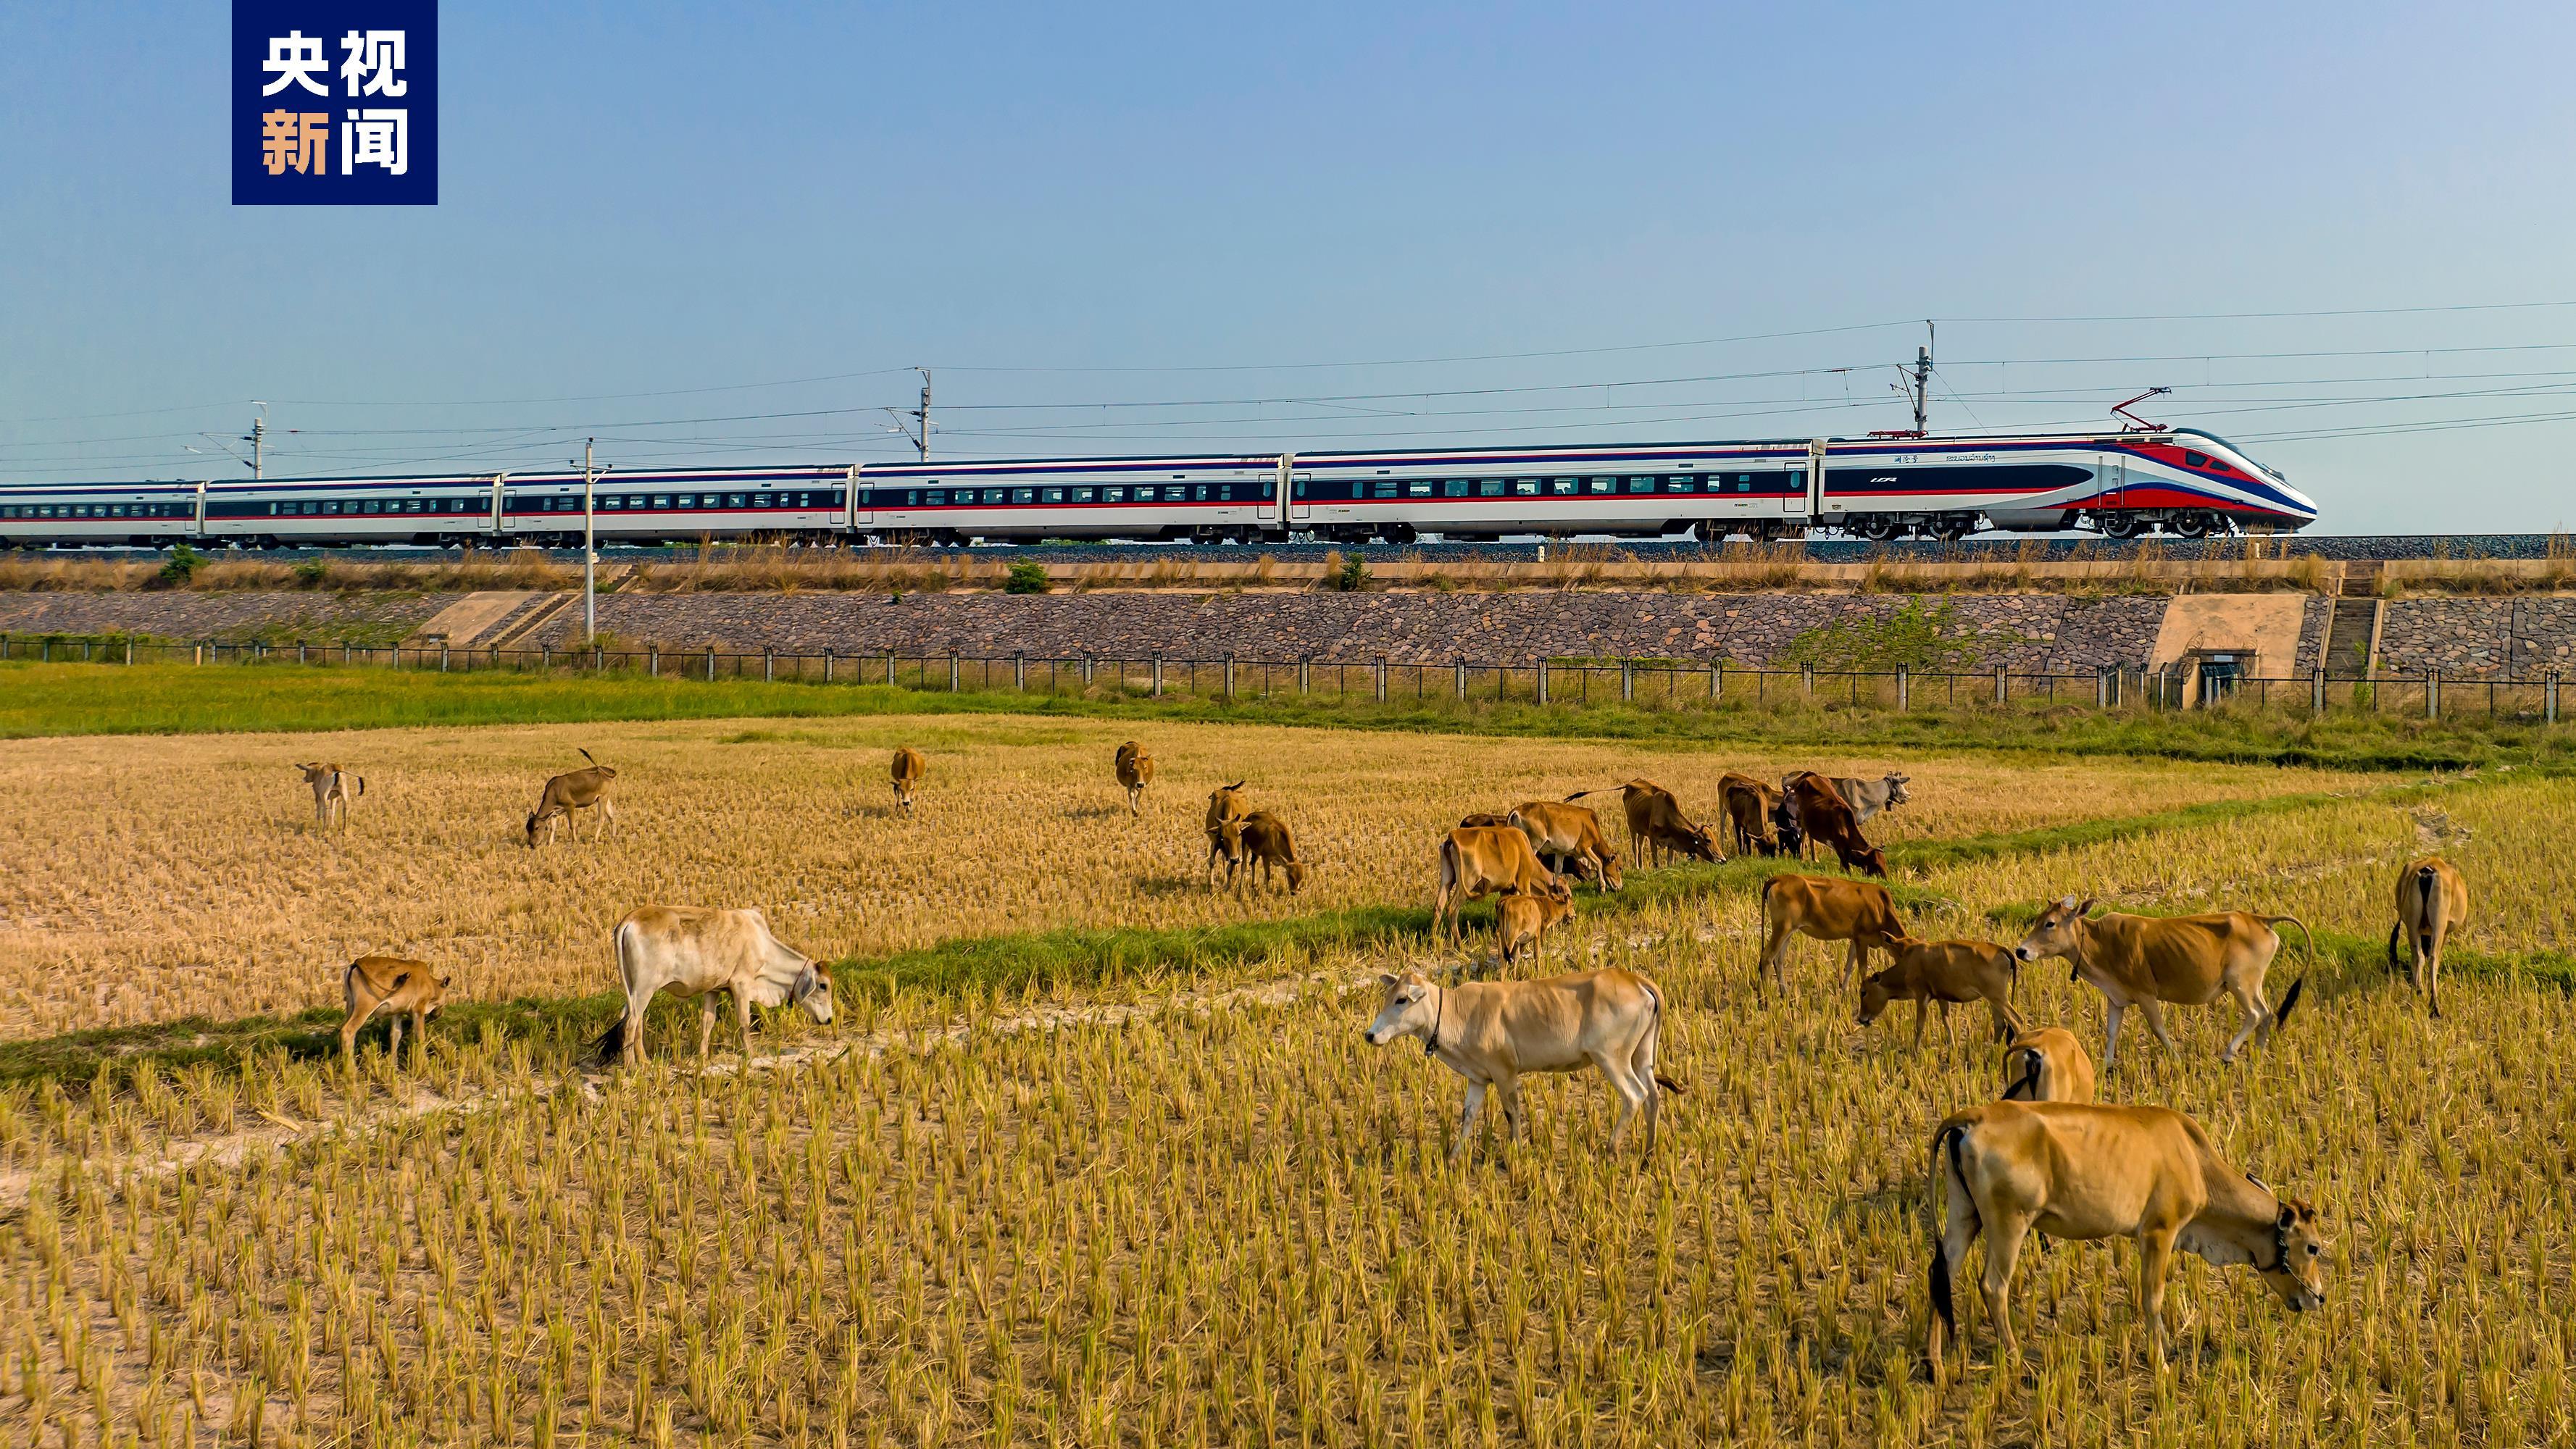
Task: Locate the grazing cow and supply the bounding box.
[1782,772,1887,877]
[1434,825,1561,942]
[1113,740,1154,816]
[1506,800,1625,891]
[338,955,447,1066]
[1362,966,1683,1160]
[1757,873,1906,992]
[1857,937,2027,1048]
[1717,772,1785,857]
[1493,880,1577,972]
[2388,856,2469,1018]
[1830,772,1912,825]
[591,906,834,1067]
[1926,1101,2327,1371]
[296,762,364,831]
[889,746,927,815]
[1458,811,1515,829]
[1204,781,1251,885]
[1565,780,1720,868]
[525,749,618,848]
[2014,896,2312,1069]
[2000,1027,2095,1104]
[1220,811,1308,896]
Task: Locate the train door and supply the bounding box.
[847,465,870,529]
[1275,456,1296,531]
[1288,468,1313,527]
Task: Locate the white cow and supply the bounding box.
[593,906,834,1067]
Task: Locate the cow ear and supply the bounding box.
[2056,894,2080,911]
[2276,1203,2296,1227]
[1377,973,1397,987]
[2077,896,2098,916]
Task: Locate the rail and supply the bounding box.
[1,633,2565,723]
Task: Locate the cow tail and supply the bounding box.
[354,774,367,798]
[2257,914,2314,1032]
[2274,973,2306,1030]
[1928,1121,1974,1350]
[1562,788,1606,803]
[588,920,637,1065]
[2001,1047,2042,1101]
[2416,865,2441,957]
[580,747,599,768]
[2386,921,2404,970]
[1639,981,1686,1095]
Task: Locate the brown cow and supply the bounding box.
[2014,897,2312,1069]
[526,750,618,848]
[1782,772,1887,877]
[1204,781,1251,885]
[1494,880,1576,972]
[1857,938,2026,1048]
[1435,825,1560,942]
[889,746,927,815]
[338,954,448,1066]
[1999,1027,2095,1104]
[1567,780,1720,868]
[1113,740,1154,816]
[1717,772,1784,858]
[1757,873,1906,992]
[296,761,365,831]
[1362,966,1683,1160]
[2388,856,2468,1018]
[1507,800,1624,891]
[1220,811,1307,896]
[1927,1101,2327,1371]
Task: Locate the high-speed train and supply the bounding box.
[0,427,2314,548]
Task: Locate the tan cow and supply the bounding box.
[1926,1101,2327,1371]
[525,749,618,848]
[890,746,927,815]
[2014,897,2312,1069]
[1717,772,1785,858]
[1220,811,1308,896]
[1113,740,1155,816]
[1857,938,2026,1048]
[1756,873,1906,992]
[2388,856,2468,1018]
[591,906,834,1067]
[296,762,365,831]
[1203,780,1253,885]
[1493,880,1577,972]
[338,954,447,1066]
[1571,780,1722,867]
[1434,824,1561,941]
[1506,800,1624,891]
[1999,1027,2094,1104]
[1362,966,1683,1160]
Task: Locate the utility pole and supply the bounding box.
[1909,322,1935,436]
[886,367,932,460]
[578,439,612,643]
[248,415,265,479]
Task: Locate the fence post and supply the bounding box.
[949,653,960,692]
[823,648,834,684]
[1015,652,1027,691]
[1151,655,1164,698]
[1993,667,2005,706]
[1896,665,1909,711]
[1455,660,1467,701]
[1225,654,1235,700]
[706,647,717,682]
[541,644,551,672]
[1375,657,1388,703]
[296,641,307,664]
[2095,669,2108,708]
[2312,667,2325,714]
[1299,658,1311,696]
[883,649,895,686]
[1080,656,1094,686]
[1620,660,1633,703]
[2426,668,2440,719]
[764,648,775,683]
[2551,670,2561,724]
[649,646,659,677]
[593,643,604,672]
[1535,659,1549,706]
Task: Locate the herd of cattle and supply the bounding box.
[300,741,2480,1372]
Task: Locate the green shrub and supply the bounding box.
[1330,554,1367,592]
[150,544,204,590]
[291,558,333,588]
[1004,560,1050,595]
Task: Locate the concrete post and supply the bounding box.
[1299,658,1310,695]
[1621,661,1633,702]
[1537,659,1548,706]
[949,653,960,692]
[1374,658,1387,703]
[884,648,895,687]
[2312,667,2325,714]
[2427,668,2440,719]
[439,644,450,672]
[1151,655,1164,698]
[1455,661,1467,701]
[1801,663,1815,698]
[541,645,552,672]
[298,641,307,664]
[764,648,775,682]
[1015,652,1027,691]
[1896,665,1909,711]
[649,646,659,677]
[1993,667,2006,706]
[823,648,834,683]
[1225,654,1235,700]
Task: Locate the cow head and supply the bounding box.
[1770,801,1804,857]
[523,811,546,848]
[1884,774,1912,807]
[1674,824,1722,864]
[1591,851,1624,892]
[2256,1198,2330,1313]
[2014,895,2096,965]
[1282,859,1309,893]
[1206,782,1249,830]
[780,953,835,1026]
[1855,967,1898,1026]
[1459,811,1512,830]
[1363,970,1440,1048]
[1842,842,1889,878]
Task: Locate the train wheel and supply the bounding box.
[2169,512,2211,538]
[1855,516,1901,543]
[1930,516,1972,543]
[2097,512,2143,540]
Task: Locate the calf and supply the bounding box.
[1434,825,1560,941]
[1493,880,1576,972]
[1999,1027,2094,1104]
[1717,772,1784,857]
[338,954,447,1066]
[1506,800,1624,891]
[2014,896,2312,1069]
[2388,856,2468,1018]
[889,746,927,815]
[1857,938,2026,1049]
[591,906,835,1067]
[1757,873,1906,992]
[1566,780,1720,868]
[1783,772,1886,877]
[1113,740,1154,816]
[1204,781,1251,885]
[296,762,364,831]
[1831,772,1912,825]
[1362,966,1682,1160]
[526,749,618,848]
[1220,810,1308,896]
[1927,1101,2327,1371]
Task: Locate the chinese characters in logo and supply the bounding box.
[258,30,407,177]
[234,4,435,205]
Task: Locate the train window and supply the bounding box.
[1014,488,1036,504]
[925,490,945,505]
[1589,477,1616,493]
[1105,487,1127,502]
[1625,477,1654,494]
[1072,488,1095,503]
[1219,485,1233,501]
[1666,477,1695,493]
[1735,476,1754,493]
[1291,482,1306,499]
[1193,485,1209,501]
[1043,488,1065,504]
[1372,482,1398,498]
[1262,481,1276,499]
[1406,482,1433,496]
[2183,451,2207,468]
[1551,478,1577,496]
[719,493,738,509]
[1478,480,1505,497]
[1515,480,1540,496]
[319,500,337,514]
[1444,480,1469,498]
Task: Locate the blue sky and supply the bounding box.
[5,1,2575,531]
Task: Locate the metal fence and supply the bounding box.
[3,632,2565,722]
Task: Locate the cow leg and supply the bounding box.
[601,797,619,838]
[737,987,756,1059]
[340,1000,383,1066]
[409,1009,429,1064]
[1980,1214,2034,1368]
[1593,1051,1649,1151]
[2425,919,2447,1019]
[1912,1000,1930,1051]
[697,998,720,1065]
[1759,915,1792,994]
[2222,985,2267,1061]
[2101,1001,2127,1073]
[1842,937,1864,987]
[2138,998,2180,1056]
[1941,1000,1956,1048]
[1451,1082,1489,1163]
[1628,1026,1661,1152]
[2136,1224,2180,1369]
[1497,1077,1526,1145]
[620,989,652,1067]
[386,1014,405,1062]
[1930,1180,1985,1368]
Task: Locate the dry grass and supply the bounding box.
[0,715,2374,1038]
[3,777,2572,1445]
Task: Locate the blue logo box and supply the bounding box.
[233,1,438,205]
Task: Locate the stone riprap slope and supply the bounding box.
[0,589,456,644]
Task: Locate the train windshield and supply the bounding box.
[2174,429,2287,485]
